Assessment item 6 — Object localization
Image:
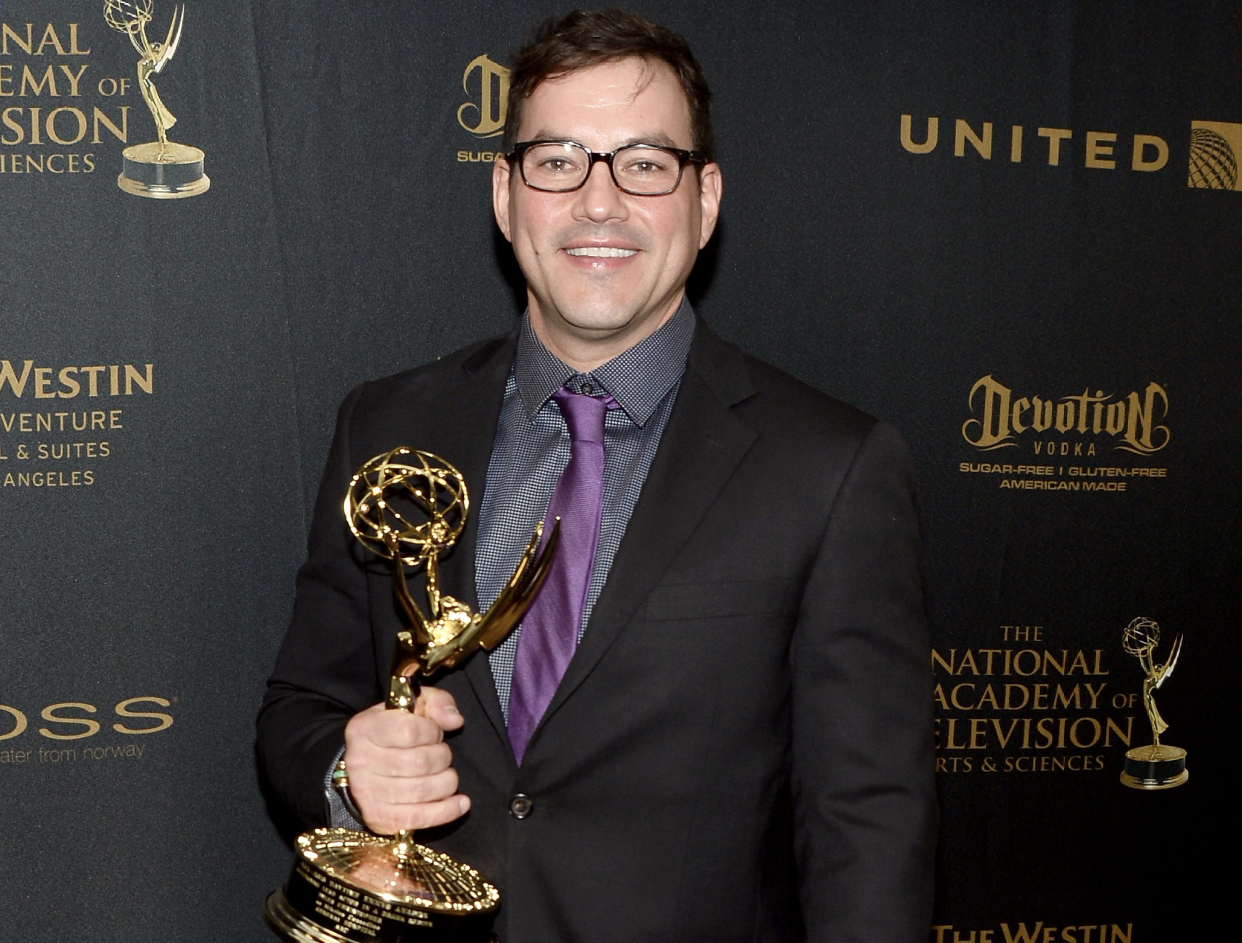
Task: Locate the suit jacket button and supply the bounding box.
[508,794,533,819]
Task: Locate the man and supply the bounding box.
[258,11,936,942]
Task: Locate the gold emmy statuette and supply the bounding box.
[104,0,210,198]
[1119,617,1188,790]
[265,448,559,943]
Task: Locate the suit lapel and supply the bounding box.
[390,333,516,742]
[451,338,518,743]
[428,335,515,615]
[539,322,758,725]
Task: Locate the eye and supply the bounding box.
[537,157,575,174]
[621,155,670,176]
[526,144,586,176]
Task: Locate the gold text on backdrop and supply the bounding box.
[932,923,1135,943]
[931,624,1138,775]
[104,0,209,197]
[962,376,1170,455]
[0,360,155,493]
[0,21,128,178]
[900,114,1169,170]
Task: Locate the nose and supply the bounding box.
[572,159,628,224]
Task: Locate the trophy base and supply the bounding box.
[117,142,210,199]
[1120,744,1188,790]
[264,829,498,943]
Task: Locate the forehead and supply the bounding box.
[517,57,694,149]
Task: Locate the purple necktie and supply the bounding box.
[507,386,617,765]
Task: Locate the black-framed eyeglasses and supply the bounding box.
[507,140,707,196]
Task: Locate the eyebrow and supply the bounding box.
[527,130,683,150]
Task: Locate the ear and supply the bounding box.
[493,156,513,242]
[696,161,723,249]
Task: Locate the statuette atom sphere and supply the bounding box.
[1122,616,1160,658]
[345,449,468,567]
[104,0,154,32]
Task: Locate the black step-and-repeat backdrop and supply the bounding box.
[2,2,1234,940]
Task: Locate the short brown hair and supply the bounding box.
[504,10,714,161]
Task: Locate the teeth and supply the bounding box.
[566,247,637,258]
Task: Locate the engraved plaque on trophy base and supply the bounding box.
[1120,744,1188,790]
[264,829,499,943]
[117,142,210,199]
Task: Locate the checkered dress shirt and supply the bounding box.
[327,299,693,825]
[478,300,693,717]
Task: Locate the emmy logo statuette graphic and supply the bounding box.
[265,448,559,942]
[1119,617,1188,790]
[104,0,210,198]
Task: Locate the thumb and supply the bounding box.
[419,686,465,732]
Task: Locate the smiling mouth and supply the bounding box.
[565,247,638,258]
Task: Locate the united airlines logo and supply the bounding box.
[899,114,1169,170]
[900,111,1242,195]
[1188,120,1242,190]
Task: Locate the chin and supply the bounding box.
[555,300,645,334]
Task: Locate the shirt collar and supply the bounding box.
[515,296,695,426]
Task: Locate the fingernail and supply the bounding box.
[458,797,470,814]
[443,705,460,714]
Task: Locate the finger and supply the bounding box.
[353,742,453,780]
[418,687,465,732]
[364,793,471,835]
[347,706,443,750]
[357,767,459,808]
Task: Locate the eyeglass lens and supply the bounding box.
[521,143,683,194]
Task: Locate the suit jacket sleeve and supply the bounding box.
[792,419,938,942]
[256,383,382,831]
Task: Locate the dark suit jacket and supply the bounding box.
[257,319,937,943]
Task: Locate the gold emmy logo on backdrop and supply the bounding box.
[265,448,559,943]
[104,0,210,198]
[1188,120,1242,191]
[457,55,510,137]
[1119,617,1188,789]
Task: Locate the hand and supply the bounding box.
[342,687,469,835]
